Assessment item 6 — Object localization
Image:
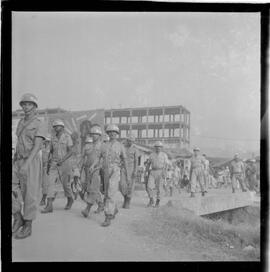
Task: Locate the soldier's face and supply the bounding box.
[126,139,132,147]
[54,125,64,133]
[21,102,36,114]
[108,131,117,140]
[91,134,100,141]
[155,146,161,152]
[194,150,199,156]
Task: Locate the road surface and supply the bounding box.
[12,188,259,262]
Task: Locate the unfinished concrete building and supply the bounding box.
[105,105,190,148]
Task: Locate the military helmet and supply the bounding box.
[154,141,163,147]
[52,119,65,127]
[90,126,102,135]
[19,93,38,107]
[106,124,119,134]
[85,136,93,143]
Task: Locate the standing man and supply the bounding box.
[12,93,47,239]
[245,159,258,193]
[202,154,210,192]
[189,147,206,197]
[81,126,105,217]
[119,134,138,209]
[229,153,248,193]
[100,124,129,227]
[145,141,169,208]
[39,134,51,206]
[42,119,74,213]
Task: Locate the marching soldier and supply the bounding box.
[100,124,129,227]
[245,159,259,193]
[39,134,51,206]
[202,154,210,192]
[119,134,138,209]
[145,141,169,208]
[229,154,248,193]
[41,119,74,213]
[189,147,206,197]
[12,93,47,239]
[81,126,105,217]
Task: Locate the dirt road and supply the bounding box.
[12,189,259,261]
[12,191,189,261]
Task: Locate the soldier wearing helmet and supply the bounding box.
[229,153,248,193]
[145,141,169,208]
[189,147,206,197]
[39,134,51,207]
[81,125,105,217]
[119,133,138,209]
[12,93,47,239]
[41,119,75,213]
[91,124,129,227]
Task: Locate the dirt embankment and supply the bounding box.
[131,204,260,261]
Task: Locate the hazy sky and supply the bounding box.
[12,12,260,152]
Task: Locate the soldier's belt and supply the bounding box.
[15,154,28,160]
[151,168,163,171]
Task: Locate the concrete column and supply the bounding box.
[110,110,113,124]
[162,107,165,138]
[129,110,132,132]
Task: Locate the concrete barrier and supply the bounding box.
[170,191,254,216]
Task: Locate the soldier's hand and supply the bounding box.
[57,160,62,166]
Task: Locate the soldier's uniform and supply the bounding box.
[190,155,205,194]
[41,142,50,198]
[245,161,258,192]
[47,132,74,199]
[119,144,138,200]
[102,140,126,217]
[230,159,247,192]
[147,151,169,202]
[202,157,210,190]
[84,140,104,206]
[12,114,47,219]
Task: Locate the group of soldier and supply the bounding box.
[11,93,259,240]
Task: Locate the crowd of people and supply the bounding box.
[12,93,260,240]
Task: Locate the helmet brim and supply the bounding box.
[19,101,38,108]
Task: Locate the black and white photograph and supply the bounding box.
[6,5,266,263]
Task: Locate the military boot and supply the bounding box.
[154,199,160,208]
[39,194,47,206]
[111,207,119,219]
[122,196,128,208]
[12,212,24,234]
[81,203,92,218]
[190,192,195,198]
[147,198,154,207]
[94,202,104,214]
[14,220,32,239]
[101,215,112,227]
[41,198,53,213]
[124,197,131,209]
[64,197,74,210]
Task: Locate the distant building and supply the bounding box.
[105,105,190,148]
